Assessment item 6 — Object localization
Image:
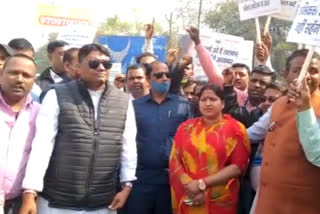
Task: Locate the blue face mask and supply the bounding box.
[151,81,171,94]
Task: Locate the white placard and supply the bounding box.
[238,0,282,21]
[109,63,122,82]
[287,0,320,46]
[189,33,253,81]
[273,0,301,21]
[57,24,96,48]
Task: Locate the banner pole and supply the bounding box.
[298,46,315,83]
[263,16,272,35]
[255,17,261,43]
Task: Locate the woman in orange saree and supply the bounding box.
[169,84,250,214]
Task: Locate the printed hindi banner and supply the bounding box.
[57,24,97,48]
[179,33,254,81]
[287,0,320,46]
[37,4,93,27]
[238,0,282,21]
[273,0,301,21]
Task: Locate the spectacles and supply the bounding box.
[262,95,280,103]
[153,72,171,79]
[88,60,112,70]
[115,78,126,83]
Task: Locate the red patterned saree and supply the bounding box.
[169,115,250,214]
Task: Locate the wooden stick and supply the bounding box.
[263,16,272,35]
[255,17,261,43]
[298,46,315,82]
[298,43,304,49]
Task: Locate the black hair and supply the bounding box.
[126,64,147,77]
[2,54,36,71]
[232,63,251,74]
[63,48,79,63]
[8,38,34,53]
[78,44,110,63]
[198,84,224,101]
[47,40,69,54]
[285,49,320,71]
[136,52,156,64]
[267,82,287,95]
[251,65,275,82]
[183,79,197,89]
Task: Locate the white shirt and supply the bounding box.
[23,88,137,192]
[247,107,271,142]
[50,69,63,83]
[31,84,42,97]
[142,39,154,54]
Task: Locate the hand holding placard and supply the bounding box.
[238,0,281,47]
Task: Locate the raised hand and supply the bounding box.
[186,26,200,45]
[255,42,269,65]
[166,49,178,66]
[145,18,155,41]
[262,32,272,53]
[222,67,235,86]
[288,77,311,111]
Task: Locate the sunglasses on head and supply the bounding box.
[88,60,112,70]
[153,72,171,79]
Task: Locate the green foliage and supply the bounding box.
[34,32,58,74]
[204,0,297,75]
[97,15,167,36]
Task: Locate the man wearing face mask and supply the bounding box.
[122,61,192,214]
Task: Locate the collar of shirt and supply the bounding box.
[0,91,33,116]
[244,98,256,112]
[141,93,175,103]
[50,69,63,83]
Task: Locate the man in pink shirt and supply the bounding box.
[0,54,40,214]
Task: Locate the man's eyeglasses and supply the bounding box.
[115,78,126,83]
[153,72,171,79]
[88,60,112,70]
[262,95,280,103]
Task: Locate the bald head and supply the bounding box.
[149,61,168,76]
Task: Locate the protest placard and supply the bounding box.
[287,0,320,82]
[287,0,320,46]
[57,24,97,48]
[238,0,282,21]
[179,33,254,81]
[109,63,122,82]
[272,0,301,21]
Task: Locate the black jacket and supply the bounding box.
[36,67,70,92]
[42,80,129,209]
[223,85,263,128]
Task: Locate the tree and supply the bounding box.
[34,32,58,74]
[204,0,297,75]
[97,15,166,36]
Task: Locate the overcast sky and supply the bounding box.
[0,0,218,49]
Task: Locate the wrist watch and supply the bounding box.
[122,182,133,189]
[198,179,207,191]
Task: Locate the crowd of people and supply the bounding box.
[0,22,320,214]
